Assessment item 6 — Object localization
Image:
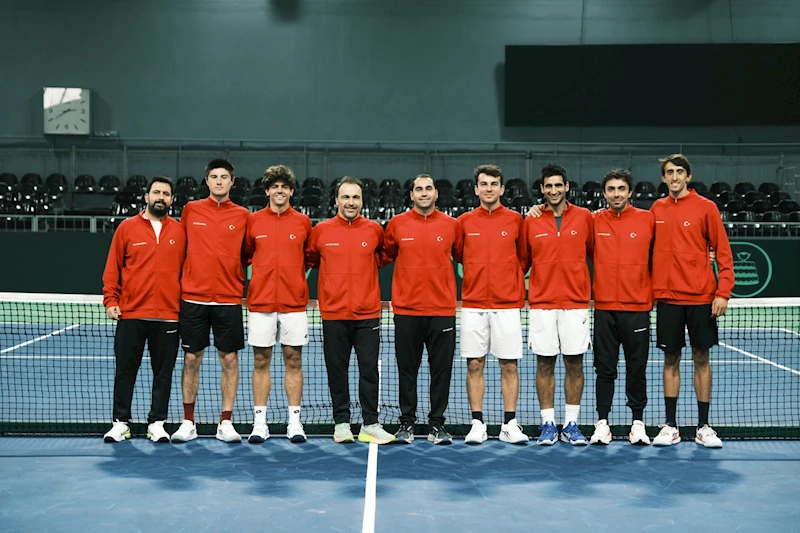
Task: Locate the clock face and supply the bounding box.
[44,87,91,135]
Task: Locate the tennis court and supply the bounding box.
[1,294,799,532]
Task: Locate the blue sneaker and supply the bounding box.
[560,422,588,446]
[536,421,558,446]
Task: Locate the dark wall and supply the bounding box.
[1,233,111,294]
[2,0,800,145]
[1,233,796,299]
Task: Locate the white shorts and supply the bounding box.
[459,308,523,360]
[247,311,309,348]
[528,308,590,356]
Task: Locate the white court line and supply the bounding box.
[777,328,800,338]
[720,342,800,377]
[362,442,378,533]
[0,324,81,354]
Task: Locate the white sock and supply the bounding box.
[289,405,301,425]
[254,406,266,426]
[565,404,580,424]
[541,408,555,424]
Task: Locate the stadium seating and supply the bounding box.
[98,175,121,195]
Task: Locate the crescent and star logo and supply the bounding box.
[289,234,297,240]
[169,239,175,245]
[501,231,508,237]
[570,230,578,235]
[683,221,691,227]
[361,241,368,247]
[630,232,637,238]
[229,225,236,230]
[436,236,443,242]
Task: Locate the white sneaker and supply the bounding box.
[147,421,170,443]
[248,423,270,444]
[695,425,723,448]
[333,422,354,443]
[653,424,681,446]
[499,419,529,444]
[629,420,650,445]
[103,420,130,443]
[287,422,307,443]
[464,419,488,444]
[216,420,242,443]
[171,420,197,442]
[590,419,612,445]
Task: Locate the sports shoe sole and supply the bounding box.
[536,437,557,446]
[216,435,242,443]
[499,435,528,445]
[590,435,612,445]
[630,435,651,445]
[695,437,722,448]
[334,435,355,443]
[147,432,170,443]
[464,434,487,445]
[357,433,396,445]
[103,432,130,443]
[288,434,307,443]
[395,434,414,444]
[653,437,681,447]
[428,435,452,445]
[560,434,588,446]
[248,435,267,444]
[172,433,197,443]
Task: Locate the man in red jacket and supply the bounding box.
[588,169,655,446]
[245,165,312,444]
[455,164,529,445]
[171,159,250,444]
[521,164,593,446]
[383,174,461,445]
[650,154,733,448]
[102,176,187,443]
[305,176,395,445]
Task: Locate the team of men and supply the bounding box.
[103,154,732,447]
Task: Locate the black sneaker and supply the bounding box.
[395,423,415,444]
[427,424,452,445]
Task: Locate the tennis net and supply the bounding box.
[1,292,798,438]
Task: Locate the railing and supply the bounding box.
[1,137,800,197]
[2,214,799,239]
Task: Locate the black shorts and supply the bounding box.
[179,301,245,354]
[656,302,718,352]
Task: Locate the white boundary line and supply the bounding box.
[0,324,81,354]
[720,342,800,377]
[362,442,378,533]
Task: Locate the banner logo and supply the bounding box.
[730,241,772,297]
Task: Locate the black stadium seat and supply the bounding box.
[634,182,656,195]
[45,173,68,192]
[0,172,18,187]
[734,181,756,196]
[99,175,121,195]
[74,174,95,193]
[758,182,781,195]
[710,181,732,196]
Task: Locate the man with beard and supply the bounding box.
[383,174,461,445]
[102,176,187,443]
[588,169,655,446]
[171,159,250,444]
[245,165,312,444]
[521,164,593,446]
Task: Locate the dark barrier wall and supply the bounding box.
[0,234,796,299]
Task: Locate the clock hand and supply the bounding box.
[52,108,75,120]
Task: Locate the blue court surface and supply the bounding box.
[1,436,799,532]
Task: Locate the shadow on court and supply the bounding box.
[2,437,799,532]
